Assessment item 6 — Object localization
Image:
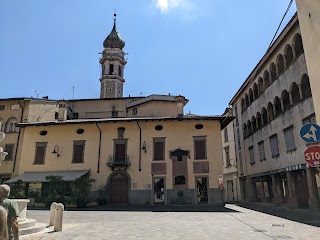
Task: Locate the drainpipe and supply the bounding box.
[12,100,25,173]
[136,121,142,171]
[95,123,102,173]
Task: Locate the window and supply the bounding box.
[34,142,47,164]
[224,128,228,142]
[301,74,311,98]
[194,137,206,160]
[249,146,254,164]
[109,64,114,74]
[6,118,17,133]
[72,141,85,163]
[112,110,118,118]
[225,147,230,167]
[0,119,4,131]
[10,104,19,110]
[153,138,165,161]
[284,127,296,152]
[55,112,58,119]
[0,105,5,110]
[269,135,279,157]
[303,114,316,125]
[258,141,265,161]
[175,175,186,185]
[4,144,14,160]
[291,82,300,103]
[239,151,243,174]
[72,113,79,119]
[132,108,137,115]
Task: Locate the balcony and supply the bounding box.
[107,155,131,171]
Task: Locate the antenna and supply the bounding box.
[140,91,146,96]
[34,90,43,98]
[72,86,75,99]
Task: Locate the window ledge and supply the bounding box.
[272,154,280,158]
[286,148,297,153]
[259,158,266,161]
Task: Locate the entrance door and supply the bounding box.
[154,178,165,204]
[196,177,208,204]
[227,180,234,201]
[109,173,129,204]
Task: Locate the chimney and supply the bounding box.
[175,95,188,119]
[57,101,68,121]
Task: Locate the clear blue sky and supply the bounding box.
[0,0,296,115]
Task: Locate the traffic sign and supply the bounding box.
[300,123,320,143]
[304,145,320,167]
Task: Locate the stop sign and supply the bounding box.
[304,146,320,166]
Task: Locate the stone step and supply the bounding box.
[18,218,37,229]
[19,222,47,236]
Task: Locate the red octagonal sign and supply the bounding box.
[304,145,320,167]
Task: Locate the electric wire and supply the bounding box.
[267,0,294,51]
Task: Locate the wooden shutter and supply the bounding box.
[154,142,164,160]
[73,144,84,163]
[195,140,206,159]
[35,146,45,164]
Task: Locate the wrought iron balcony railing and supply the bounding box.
[107,155,131,170]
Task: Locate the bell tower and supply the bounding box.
[100,12,126,98]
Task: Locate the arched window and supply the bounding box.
[291,82,300,103]
[267,102,274,121]
[6,117,18,133]
[263,70,270,88]
[258,77,264,94]
[118,66,122,77]
[256,112,262,129]
[301,74,311,98]
[243,123,247,137]
[274,97,282,116]
[109,64,114,75]
[270,63,277,81]
[262,108,268,125]
[253,83,258,99]
[245,94,249,108]
[0,118,4,132]
[284,44,293,65]
[247,120,252,135]
[241,98,245,112]
[249,89,254,104]
[252,117,257,132]
[282,90,290,110]
[293,33,304,56]
[276,54,285,74]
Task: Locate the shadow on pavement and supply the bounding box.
[59,204,240,213]
[238,202,320,227]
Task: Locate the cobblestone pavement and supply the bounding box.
[21,204,320,240]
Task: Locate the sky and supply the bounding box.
[0,0,297,115]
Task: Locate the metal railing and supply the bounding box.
[107,155,131,169]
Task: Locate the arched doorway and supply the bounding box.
[109,172,130,204]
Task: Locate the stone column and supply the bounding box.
[271,175,278,202]
[286,172,298,208]
[306,168,319,209]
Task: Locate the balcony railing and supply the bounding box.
[107,155,131,170]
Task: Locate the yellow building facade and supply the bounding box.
[5,14,232,206]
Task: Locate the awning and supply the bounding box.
[4,170,90,183]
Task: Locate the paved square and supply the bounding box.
[22,204,320,240]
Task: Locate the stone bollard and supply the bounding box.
[49,202,57,226]
[53,203,64,232]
